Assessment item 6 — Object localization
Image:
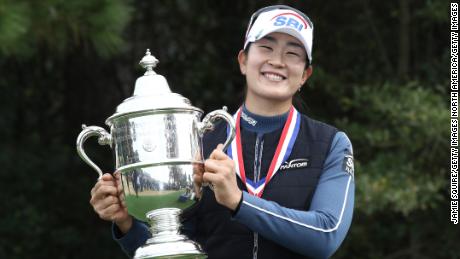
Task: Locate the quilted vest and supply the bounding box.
[181,114,338,259]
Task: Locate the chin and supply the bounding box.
[247,85,295,103]
[258,92,293,103]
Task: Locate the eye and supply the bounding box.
[259,45,272,50]
[287,51,300,57]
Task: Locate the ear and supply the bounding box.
[237,50,247,75]
[301,66,313,85]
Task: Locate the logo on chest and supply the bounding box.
[279,158,310,171]
[241,111,257,126]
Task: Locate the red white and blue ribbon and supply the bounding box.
[227,106,301,197]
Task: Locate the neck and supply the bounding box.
[244,96,292,116]
[240,105,289,134]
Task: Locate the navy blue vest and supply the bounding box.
[181,114,337,259]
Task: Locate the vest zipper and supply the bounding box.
[254,134,264,182]
[253,136,260,182]
[252,134,263,259]
[253,232,259,259]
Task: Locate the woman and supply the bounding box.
[90,5,354,259]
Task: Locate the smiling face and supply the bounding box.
[238,32,312,112]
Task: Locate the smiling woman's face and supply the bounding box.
[238,32,312,107]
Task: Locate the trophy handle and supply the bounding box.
[198,106,236,151]
[76,124,112,179]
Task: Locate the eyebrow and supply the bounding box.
[262,35,304,50]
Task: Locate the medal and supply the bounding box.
[227,106,301,197]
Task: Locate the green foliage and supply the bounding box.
[0,0,131,58]
[0,142,122,258]
[332,83,451,258]
[0,1,30,56]
[337,82,448,215]
[414,0,451,23]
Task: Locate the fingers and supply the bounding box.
[203,157,234,186]
[91,173,114,190]
[91,173,116,195]
[201,143,231,176]
[204,159,222,172]
[92,193,118,209]
[113,172,125,196]
[205,157,233,173]
[202,170,223,184]
[90,188,119,214]
[92,184,118,200]
[90,184,124,221]
[209,144,227,160]
[90,173,119,212]
[98,203,123,221]
[88,172,132,223]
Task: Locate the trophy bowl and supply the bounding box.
[76,50,235,259]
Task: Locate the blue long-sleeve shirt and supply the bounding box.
[232,131,354,258]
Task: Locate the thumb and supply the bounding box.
[210,144,226,160]
[216,143,224,151]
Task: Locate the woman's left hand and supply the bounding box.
[203,144,242,211]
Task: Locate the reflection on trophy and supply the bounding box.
[76,49,236,258]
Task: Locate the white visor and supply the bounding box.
[244,9,313,63]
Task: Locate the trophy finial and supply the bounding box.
[139,49,159,75]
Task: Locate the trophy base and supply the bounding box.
[134,239,206,259]
[134,208,206,259]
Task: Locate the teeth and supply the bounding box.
[264,73,284,81]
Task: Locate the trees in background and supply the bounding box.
[0,0,453,258]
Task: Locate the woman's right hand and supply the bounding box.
[90,172,133,234]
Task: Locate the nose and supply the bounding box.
[267,51,285,68]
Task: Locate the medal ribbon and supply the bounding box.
[227,106,301,197]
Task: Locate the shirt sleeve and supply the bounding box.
[112,218,151,258]
[232,131,355,259]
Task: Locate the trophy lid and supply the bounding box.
[106,49,202,124]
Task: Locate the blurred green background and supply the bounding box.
[0,0,455,258]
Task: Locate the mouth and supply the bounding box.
[261,72,286,82]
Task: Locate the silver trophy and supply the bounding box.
[76,49,236,258]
